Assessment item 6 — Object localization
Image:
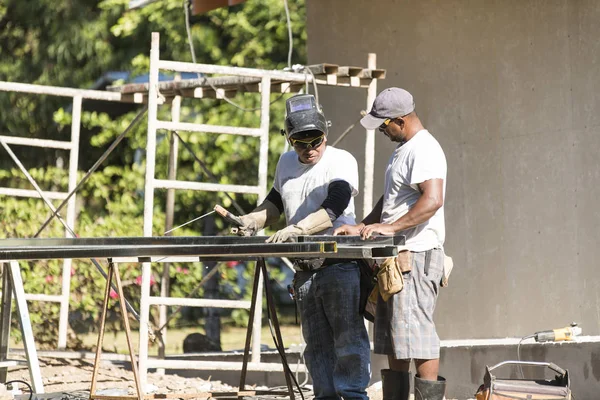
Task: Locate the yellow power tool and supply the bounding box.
[534,322,582,342]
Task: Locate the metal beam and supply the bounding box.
[0,242,337,261]
[0,234,404,247]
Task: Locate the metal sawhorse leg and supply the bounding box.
[0,261,44,394]
[239,257,295,399]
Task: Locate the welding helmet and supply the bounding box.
[282,94,329,141]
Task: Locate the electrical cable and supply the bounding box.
[517,334,535,379]
[0,140,155,340]
[283,0,293,69]
[260,259,306,400]
[183,0,291,112]
[266,318,307,399]
[284,65,319,108]
[183,0,198,67]
[6,380,33,400]
[170,130,246,215]
[303,67,319,108]
[34,106,148,237]
[295,350,309,387]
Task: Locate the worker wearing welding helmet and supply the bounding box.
[232,94,371,399]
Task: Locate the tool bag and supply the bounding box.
[475,361,571,400]
[357,259,377,322]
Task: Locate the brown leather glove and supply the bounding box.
[266,208,333,243]
[234,200,280,236]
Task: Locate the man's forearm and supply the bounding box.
[391,194,441,232]
[360,195,384,227]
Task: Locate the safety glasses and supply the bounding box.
[290,134,325,149]
[378,118,392,132]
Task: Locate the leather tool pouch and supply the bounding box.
[377,251,411,302]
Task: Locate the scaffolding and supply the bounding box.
[0,31,385,392]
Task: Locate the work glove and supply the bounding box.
[265,225,303,243]
[233,200,280,236]
[266,208,333,243]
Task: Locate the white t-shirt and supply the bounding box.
[273,146,359,234]
[381,129,447,251]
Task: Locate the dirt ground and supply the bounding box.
[6,357,243,399]
[4,356,388,400]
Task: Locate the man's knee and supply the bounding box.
[388,357,411,372]
[414,358,439,380]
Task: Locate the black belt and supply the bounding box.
[293,258,349,272]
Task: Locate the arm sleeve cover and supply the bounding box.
[321,180,352,221]
[265,187,284,214]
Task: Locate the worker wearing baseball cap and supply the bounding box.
[336,87,448,400]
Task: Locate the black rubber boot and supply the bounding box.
[381,369,410,400]
[414,375,446,400]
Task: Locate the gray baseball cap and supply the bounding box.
[360,87,415,130]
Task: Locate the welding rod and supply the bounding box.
[163,210,216,235]
[0,140,154,340]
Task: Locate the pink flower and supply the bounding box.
[70,268,75,277]
[176,266,182,273]
[226,261,238,268]
[182,268,189,275]
[109,289,118,299]
[45,275,53,283]
[135,275,157,286]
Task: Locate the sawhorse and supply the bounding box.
[239,257,296,399]
[89,257,295,399]
[0,261,44,394]
[90,258,143,400]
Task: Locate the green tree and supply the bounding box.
[0,0,306,348]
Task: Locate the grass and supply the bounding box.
[78,324,304,355]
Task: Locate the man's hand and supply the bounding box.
[234,214,260,236]
[359,223,396,240]
[266,225,303,243]
[333,224,363,236]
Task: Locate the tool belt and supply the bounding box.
[374,248,453,301]
[292,258,346,272]
[475,361,571,400]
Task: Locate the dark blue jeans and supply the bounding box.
[295,262,371,400]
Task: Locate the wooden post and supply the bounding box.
[90,260,143,400]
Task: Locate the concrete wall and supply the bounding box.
[306,0,600,339]
[372,338,600,399]
[168,339,600,399]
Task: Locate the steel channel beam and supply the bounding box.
[0,242,337,261]
[0,234,404,248]
[335,245,398,259]
[298,234,405,246]
[0,245,397,262]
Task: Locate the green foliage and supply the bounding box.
[0,0,306,348]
